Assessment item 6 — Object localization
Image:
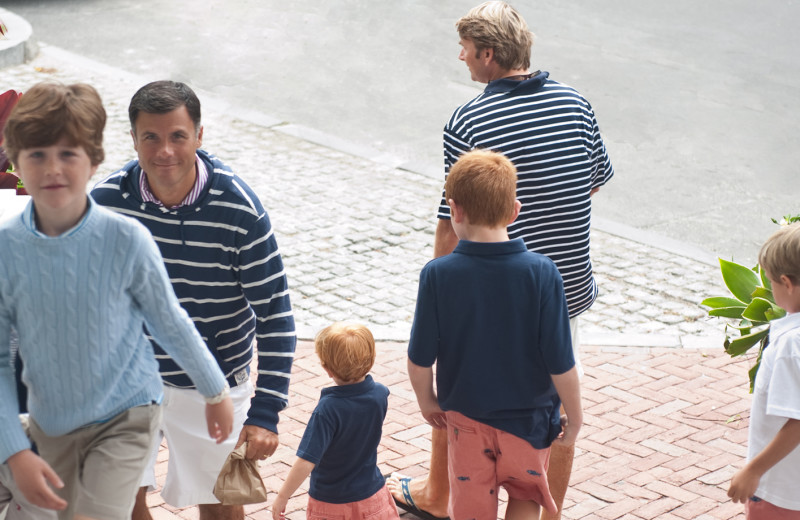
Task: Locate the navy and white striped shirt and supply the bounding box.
[91,149,296,432]
[439,71,614,318]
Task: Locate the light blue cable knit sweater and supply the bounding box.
[0,197,227,463]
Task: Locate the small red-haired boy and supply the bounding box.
[271,323,399,519]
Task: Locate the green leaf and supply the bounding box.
[758,265,772,291]
[751,286,773,302]
[725,328,768,357]
[765,306,787,321]
[748,339,768,393]
[701,296,744,309]
[709,307,746,319]
[725,322,752,335]
[719,258,762,303]
[748,363,759,393]
[742,297,777,322]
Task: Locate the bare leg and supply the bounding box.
[386,427,449,518]
[506,497,541,520]
[131,487,152,520]
[540,441,574,520]
[199,503,244,520]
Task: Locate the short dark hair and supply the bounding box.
[128,80,201,133]
[3,82,106,166]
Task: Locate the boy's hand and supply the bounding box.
[271,494,289,520]
[205,396,235,444]
[420,400,447,430]
[728,467,760,504]
[7,449,67,510]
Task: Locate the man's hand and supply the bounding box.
[7,450,67,510]
[553,413,580,447]
[205,396,235,444]
[235,425,279,460]
[728,467,760,504]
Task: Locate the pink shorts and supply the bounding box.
[747,496,800,519]
[446,411,557,519]
[306,484,399,520]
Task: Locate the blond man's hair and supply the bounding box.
[315,322,376,383]
[456,1,533,71]
[445,149,518,228]
[759,222,800,284]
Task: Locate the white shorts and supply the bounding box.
[141,381,253,507]
[0,464,58,520]
[570,317,583,379]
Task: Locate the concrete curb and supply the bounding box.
[0,8,37,69]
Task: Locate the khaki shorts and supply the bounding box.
[0,463,58,520]
[29,404,161,520]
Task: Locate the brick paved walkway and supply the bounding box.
[143,342,752,520]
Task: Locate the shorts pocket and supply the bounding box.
[308,512,345,520]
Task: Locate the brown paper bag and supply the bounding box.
[212,441,268,505]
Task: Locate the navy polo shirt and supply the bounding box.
[297,375,389,503]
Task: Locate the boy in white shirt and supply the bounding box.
[728,222,800,519]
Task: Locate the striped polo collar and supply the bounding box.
[484,70,549,94]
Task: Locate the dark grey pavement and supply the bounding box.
[4,0,799,265]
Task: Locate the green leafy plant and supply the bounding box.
[701,215,800,391]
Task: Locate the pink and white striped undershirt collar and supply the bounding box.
[139,154,208,208]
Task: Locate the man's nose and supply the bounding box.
[157,142,174,157]
[458,48,466,61]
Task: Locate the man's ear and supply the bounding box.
[196,125,204,149]
[130,129,138,151]
[484,47,495,63]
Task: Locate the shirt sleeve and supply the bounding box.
[237,208,296,433]
[408,264,440,368]
[0,266,30,463]
[128,224,227,399]
[537,261,576,376]
[439,122,473,220]
[586,103,614,190]
[296,406,334,465]
[766,343,800,421]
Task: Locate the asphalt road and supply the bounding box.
[5,0,799,264]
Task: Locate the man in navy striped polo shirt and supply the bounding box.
[92,81,296,520]
[388,2,613,519]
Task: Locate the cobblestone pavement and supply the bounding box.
[1,45,729,346]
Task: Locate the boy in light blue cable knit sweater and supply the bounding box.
[0,82,235,520]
